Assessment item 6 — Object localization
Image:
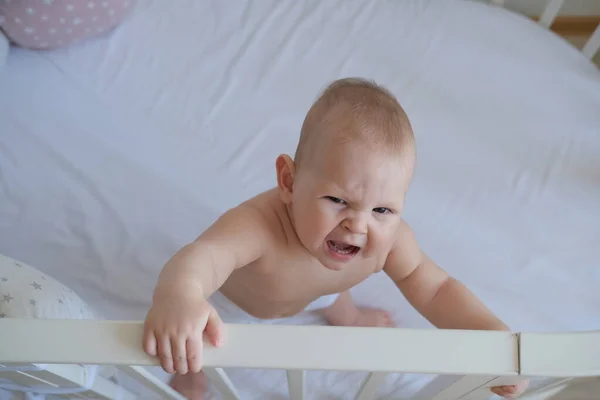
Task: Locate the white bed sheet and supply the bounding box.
[0,0,599,398]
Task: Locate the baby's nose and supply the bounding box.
[342,214,368,234]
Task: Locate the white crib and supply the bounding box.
[1,0,599,398]
[1,319,600,399]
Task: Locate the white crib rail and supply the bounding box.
[1,319,600,400]
[582,23,600,59]
[520,331,600,377]
[538,0,565,28]
[0,319,520,399]
[0,319,518,374]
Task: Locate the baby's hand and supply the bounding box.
[143,294,223,375]
[490,380,529,398]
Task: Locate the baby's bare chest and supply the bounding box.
[263,255,378,296]
[221,250,383,318]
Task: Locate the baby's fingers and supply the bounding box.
[172,336,189,375]
[205,308,224,347]
[143,329,158,357]
[158,335,175,374]
[384,311,395,327]
[187,337,203,373]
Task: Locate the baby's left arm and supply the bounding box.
[383,220,507,330]
[383,220,528,398]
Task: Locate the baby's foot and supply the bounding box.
[169,371,206,400]
[326,305,394,328]
[323,292,395,328]
[351,307,395,328]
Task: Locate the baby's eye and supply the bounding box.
[373,207,391,214]
[326,196,346,204]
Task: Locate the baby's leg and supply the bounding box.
[323,291,394,327]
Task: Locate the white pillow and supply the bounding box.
[0,254,96,320]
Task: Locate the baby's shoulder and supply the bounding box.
[229,189,288,242]
[388,218,421,255]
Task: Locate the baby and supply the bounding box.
[143,78,528,399]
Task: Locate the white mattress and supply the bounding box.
[1,0,599,398]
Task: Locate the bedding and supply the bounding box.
[0,0,599,398]
[0,254,116,400]
[0,254,96,320]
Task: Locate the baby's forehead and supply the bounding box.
[315,155,411,198]
[319,141,413,172]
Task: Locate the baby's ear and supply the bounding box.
[275,154,295,204]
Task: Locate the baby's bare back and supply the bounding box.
[219,189,383,319]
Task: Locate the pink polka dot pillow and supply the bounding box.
[0,0,135,50]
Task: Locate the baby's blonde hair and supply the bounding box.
[294,77,414,168]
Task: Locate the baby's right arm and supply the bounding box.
[143,204,272,375]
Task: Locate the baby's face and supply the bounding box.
[290,144,413,271]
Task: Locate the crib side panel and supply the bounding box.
[0,319,518,376]
[582,23,600,58]
[520,331,600,377]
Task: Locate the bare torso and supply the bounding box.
[219,189,385,319]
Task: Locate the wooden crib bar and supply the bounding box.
[117,365,187,400]
[489,0,600,59]
[355,372,387,400]
[0,363,139,400]
[538,0,565,28]
[489,0,566,26]
[520,331,600,377]
[204,367,241,400]
[0,319,517,399]
[287,370,306,400]
[1,319,599,399]
[583,23,600,59]
[0,319,518,375]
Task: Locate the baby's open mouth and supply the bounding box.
[327,240,360,255]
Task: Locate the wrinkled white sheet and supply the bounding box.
[0,0,599,398]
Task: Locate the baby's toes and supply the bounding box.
[383,311,395,327]
[356,308,395,328]
[373,310,395,327]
